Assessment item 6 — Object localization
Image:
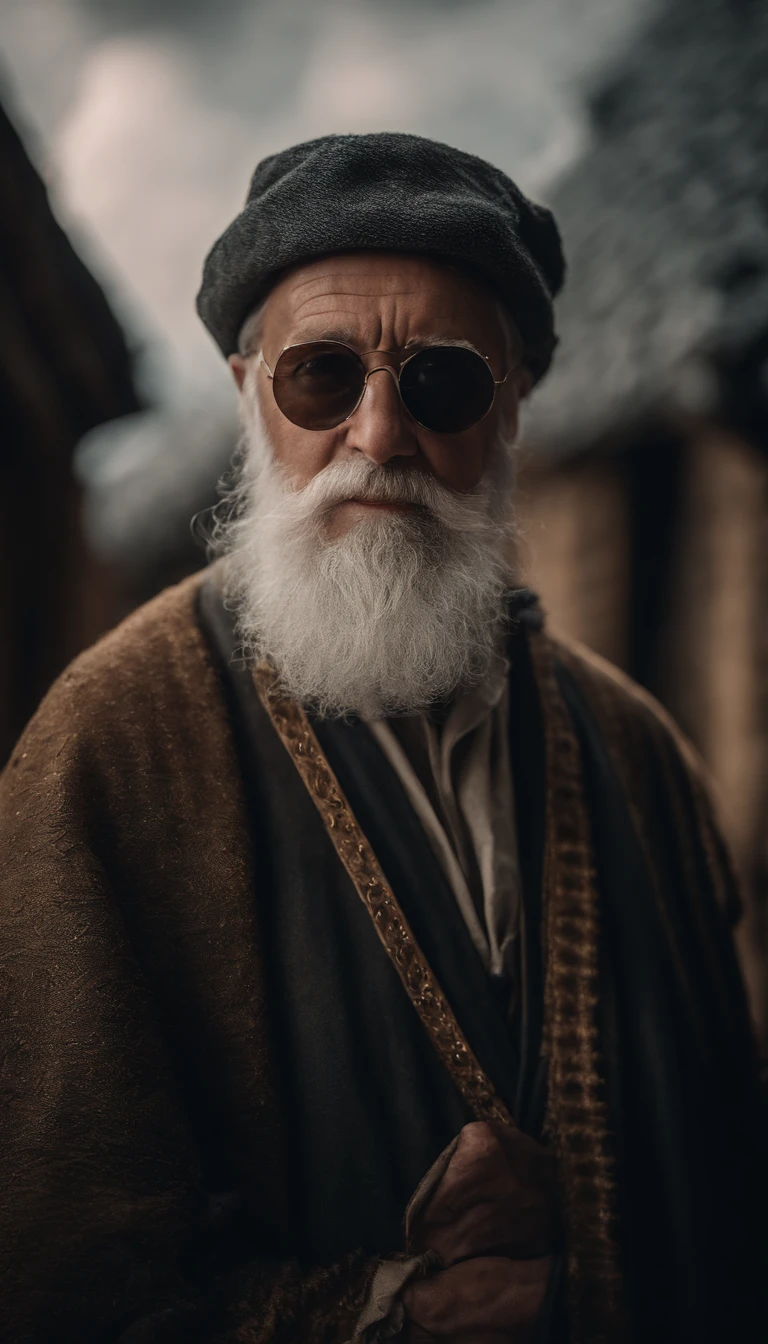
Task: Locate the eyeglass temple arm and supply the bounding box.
[258,351,274,379]
[495,358,525,387]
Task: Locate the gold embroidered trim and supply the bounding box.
[527,629,625,1342]
[553,638,711,1042]
[252,661,514,1130]
[679,764,743,1022]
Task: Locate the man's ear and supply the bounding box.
[228,353,248,393]
[515,365,534,400]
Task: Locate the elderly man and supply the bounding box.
[0,133,764,1344]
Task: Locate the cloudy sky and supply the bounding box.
[2,0,654,407]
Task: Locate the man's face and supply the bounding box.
[220,251,527,717]
[230,252,526,538]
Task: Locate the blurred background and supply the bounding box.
[1,0,767,1035]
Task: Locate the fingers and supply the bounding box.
[424,1123,515,1220]
[487,1121,560,1196]
[426,1197,534,1266]
[428,1122,558,1218]
[402,1255,552,1342]
[409,1121,561,1263]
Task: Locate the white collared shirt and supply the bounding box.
[365,653,520,977]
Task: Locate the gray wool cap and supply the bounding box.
[196,131,565,383]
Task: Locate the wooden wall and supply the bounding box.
[518,430,768,1041]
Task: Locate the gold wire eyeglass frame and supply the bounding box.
[258,339,518,432]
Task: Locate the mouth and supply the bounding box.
[322,494,434,540]
[340,497,420,513]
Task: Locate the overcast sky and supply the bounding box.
[1,0,654,406]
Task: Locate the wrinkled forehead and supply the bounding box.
[261,251,516,361]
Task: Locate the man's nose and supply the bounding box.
[347,367,419,464]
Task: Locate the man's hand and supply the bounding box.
[407,1120,560,1267]
[402,1254,553,1343]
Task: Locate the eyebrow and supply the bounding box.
[406,334,487,357]
[284,328,489,357]
[287,324,360,346]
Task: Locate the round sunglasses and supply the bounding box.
[258,340,516,435]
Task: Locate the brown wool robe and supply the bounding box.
[0,571,763,1344]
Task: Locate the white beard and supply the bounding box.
[211,387,519,719]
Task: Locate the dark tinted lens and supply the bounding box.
[272,342,364,429]
[399,346,496,433]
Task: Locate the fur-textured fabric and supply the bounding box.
[0,573,378,1343]
[0,570,760,1342]
[195,132,564,382]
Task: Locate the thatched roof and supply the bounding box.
[527,0,768,459]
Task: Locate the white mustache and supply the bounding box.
[276,457,497,535]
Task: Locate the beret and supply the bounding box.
[196,131,565,383]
